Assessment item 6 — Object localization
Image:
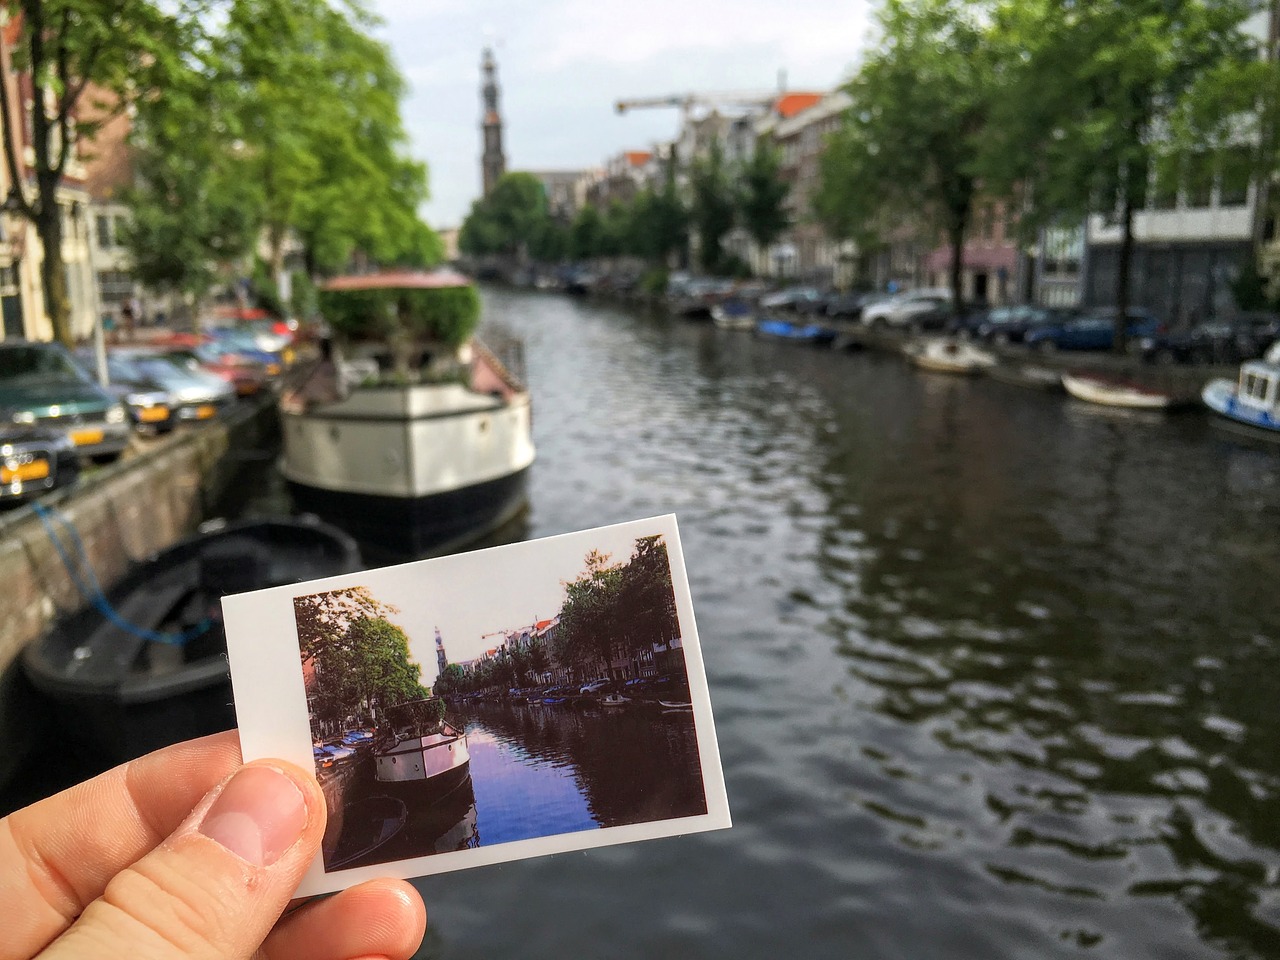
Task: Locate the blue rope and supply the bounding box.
[32,502,212,646]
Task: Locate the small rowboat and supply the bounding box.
[906,337,996,375]
[658,700,693,710]
[1061,372,1181,410]
[600,693,630,706]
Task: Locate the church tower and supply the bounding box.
[435,627,449,676]
[480,47,506,197]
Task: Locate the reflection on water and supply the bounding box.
[334,703,705,868]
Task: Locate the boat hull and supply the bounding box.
[287,464,529,556]
[1063,373,1174,409]
[281,379,535,556]
[1203,377,1280,438]
[374,729,472,803]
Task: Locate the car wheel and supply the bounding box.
[1035,339,1057,354]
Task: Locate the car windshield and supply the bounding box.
[0,345,88,385]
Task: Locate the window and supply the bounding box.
[96,214,112,248]
[98,269,133,304]
[1152,155,1179,210]
[1220,146,1252,207]
[1186,150,1214,208]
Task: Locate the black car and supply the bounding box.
[0,425,80,506]
[967,305,1078,344]
[1139,312,1280,365]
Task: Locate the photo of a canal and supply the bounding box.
[295,525,714,874]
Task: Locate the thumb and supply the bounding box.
[42,761,326,960]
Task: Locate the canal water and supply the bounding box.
[394,287,1280,960]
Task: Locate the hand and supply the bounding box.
[0,731,426,960]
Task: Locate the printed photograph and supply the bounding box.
[286,523,716,874]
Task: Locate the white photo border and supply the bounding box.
[222,514,731,897]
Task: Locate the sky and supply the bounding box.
[344,521,675,688]
[370,0,874,229]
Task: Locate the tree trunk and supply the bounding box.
[949,220,966,320]
[1114,192,1134,355]
[36,193,71,346]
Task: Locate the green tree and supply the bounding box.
[221,0,438,278]
[459,172,550,256]
[123,64,262,322]
[312,616,428,726]
[689,139,736,274]
[0,0,197,345]
[986,0,1269,349]
[294,586,399,659]
[820,0,995,316]
[737,142,790,255]
[555,549,624,677]
[569,205,604,261]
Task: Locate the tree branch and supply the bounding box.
[0,22,34,220]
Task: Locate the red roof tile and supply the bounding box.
[775,92,823,119]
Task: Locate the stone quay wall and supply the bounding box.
[0,398,277,784]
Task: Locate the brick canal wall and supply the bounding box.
[0,398,277,785]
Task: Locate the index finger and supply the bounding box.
[0,730,242,960]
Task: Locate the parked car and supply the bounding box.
[579,678,613,695]
[963,305,1078,344]
[0,425,80,505]
[861,288,954,329]
[74,350,175,435]
[162,344,269,399]
[0,340,131,462]
[1140,311,1280,365]
[111,348,237,421]
[1024,308,1163,353]
[760,286,826,314]
[208,328,287,375]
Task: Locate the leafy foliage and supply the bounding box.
[736,142,790,251]
[0,0,198,344]
[319,284,480,348]
[459,172,551,256]
[818,0,995,313]
[689,139,736,275]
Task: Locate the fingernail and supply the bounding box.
[198,766,308,867]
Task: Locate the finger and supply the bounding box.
[262,879,426,960]
[40,759,325,960]
[0,730,242,960]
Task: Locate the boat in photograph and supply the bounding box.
[280,270,536,556]
[755,317,837,345]
[374,698,471,800]
[906,337,997,375]
[1062,371,1183,410]
[1202,360,1280,438]
[23,516,361,764]
[600,693,631,707]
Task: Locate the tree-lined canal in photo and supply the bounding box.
[398,287,1280,960]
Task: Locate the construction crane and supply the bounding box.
[614,90,781,122]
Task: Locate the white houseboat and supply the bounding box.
[374,698,471,799]
[280,271,535,555]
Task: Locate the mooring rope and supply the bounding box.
[32,501,212,646]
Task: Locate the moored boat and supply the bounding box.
[711,299,756,330]
[1202,360,1280,438]
[755,317,837,345]
[907,337,997,375]
[280,271,535,557]
[1062,371,1183,410]
[22,516,361,764]
[374,697,471,800]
